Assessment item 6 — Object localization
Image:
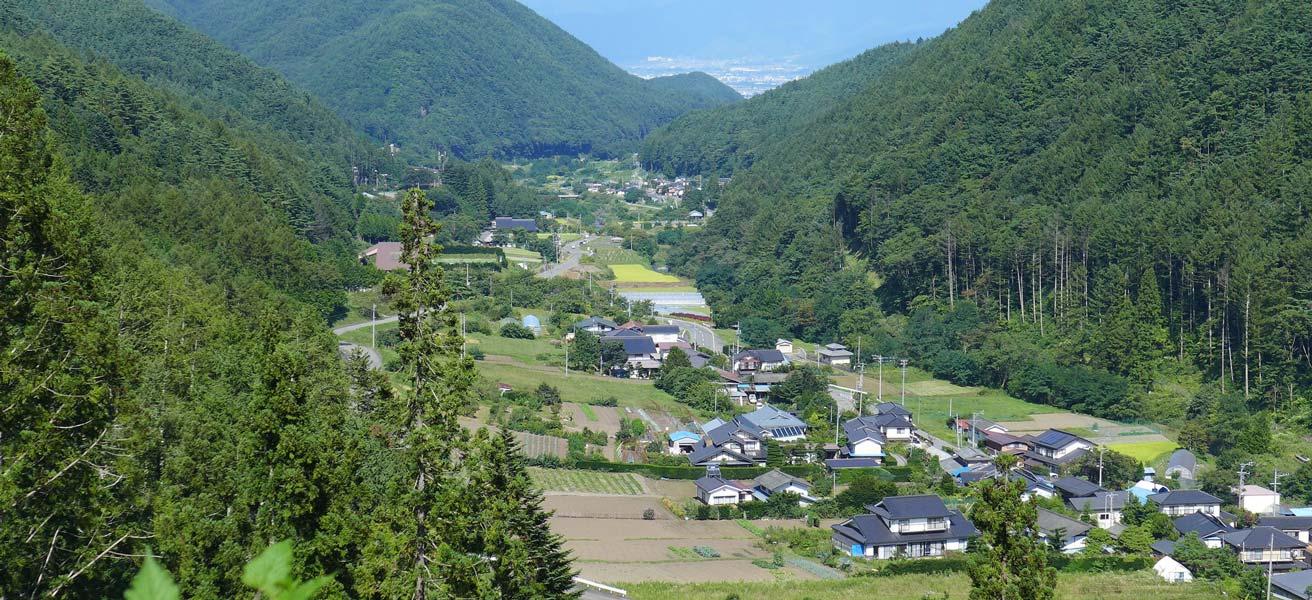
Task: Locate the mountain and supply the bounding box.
[655,0,1312,423]
[143,0,742,159]
[641,41,919,176]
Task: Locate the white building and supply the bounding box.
[1239,484,1281,515]
[1153,556,1193,583]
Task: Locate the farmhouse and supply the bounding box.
[1221,527,1306,566]
[574,316,617,334]
[841,418,886,463]
[1036,508,1092,554]
[492,217,538,232]
[1174,512,1234,548]
[695,471,753,505]
[688,420,766,466]
[737,404,809,442]
[1070,490,1132,529]
[817,343,853,368]
[1148,489,1223,517]
[983,431,1033,455]
[831,495,977,559]
[953,417,1008,444]
[752,469,817,505]
[731,349,788,373]
[1022,429,1094,473]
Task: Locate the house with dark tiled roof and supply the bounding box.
[752,470,816,505]
[695,470,752,505]
[737,405,809,442]
[1070,491,1132,529]
[841,417,886,463]
[1260,516,1312,544]
[1149,490,1223,517]
[983,431,1033,455]
[816,343,853,368]
[1271,570,1312,600]
[831,495,977,559]
[1036,508,1092,554]
[1174,512,1234,549]
[1221,527,1307,566]
[731,349,788,373]
[1022,429,1094,473]
[573,317,617,334]
[1052,476,1106,501]
[492,217,538,232]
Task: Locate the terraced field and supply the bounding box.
[530,468,646,495]
[611,264,681,283]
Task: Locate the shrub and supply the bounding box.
[642,508,656,520]
[499,322,535,339]
[693,546,721,558]
[591,396,618,407]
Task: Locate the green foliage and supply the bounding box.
[651,0,1312,421]
[124,555,179,600]
[147,0,739,159]
[241,541,332,600]
[967,457,1056,600]
[834,475,897,514]
[1072,449,1141,491]
[500,322,536,339]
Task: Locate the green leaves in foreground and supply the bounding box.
[125,541,328,600]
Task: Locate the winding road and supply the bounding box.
[656,316,723,353]
[333,315,397,370]
[536,235,595,279]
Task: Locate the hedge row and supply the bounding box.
[570,459,825,481]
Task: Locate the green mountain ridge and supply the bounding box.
[144,0,742,159]
[655,0,1312,421]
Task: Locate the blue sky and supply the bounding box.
[519,0,988,94]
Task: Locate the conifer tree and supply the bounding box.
[967,454,1056,600]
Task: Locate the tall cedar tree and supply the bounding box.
[381,188,478,599]
[967,454,1057,600]
[0,52,134,597]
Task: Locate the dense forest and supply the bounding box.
[648,0,1312,434]
[0,5,575,597]
[143,0,741,159]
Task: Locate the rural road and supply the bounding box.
[332,315,397,370]
[332,315,398,335]
[537,235,594,279]
[657,317,723,353]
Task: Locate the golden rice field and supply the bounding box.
[610,264,681,283]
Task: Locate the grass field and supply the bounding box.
[503,247,543,263]
[611,264,681,283]
[529,468,645,495]
[623,571,1224,600]
[617,286,700,293]
[537,232,582,243]
[467,334,558,364]
[475,361,690,415]
[1108,440,1179,463]
[588,246,651,266]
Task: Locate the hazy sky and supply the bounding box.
[519,0,988,94]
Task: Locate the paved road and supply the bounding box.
[537,235,594,279]
[657,316,722,353]
[332,315,398,335]
[338,341,382,370]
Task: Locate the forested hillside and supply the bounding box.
[1,9,574,598]
[657,0,1312,429]
[641,41,919,176]
[144,0,741,159]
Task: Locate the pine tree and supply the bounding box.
[967,454,1057,600]
[379,187,478,599]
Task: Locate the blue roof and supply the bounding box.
[1290,507,1312,517]
[668,431,700,442]
[521,314,541,327]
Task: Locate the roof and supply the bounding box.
[833,510,977,547]
[739,405,808,438]
[1150,540,1177,556]
[1149,490,1222,506]
[668,431,701,443]
[959,417,1007,433]
[733,349,787,364]
[1024,447,1089,467]
[493,217,538,232]
[1053,477,1106,498]
[871,495,954,520]
[687,352,712,369]
[1242,484,1280,497]
[1165,449,1196,473]
[574,317,617,330]
[825,458,883,469]
[1070,491,1131,513]
[817,348,854,358]
[699,417,727,433]
[687,444,755,466]
[695,475,746,494]
[754,469,812,492]
[601,336,657,355]
[1174,512,1233,539]
[824,343,848,350]
[1034,508,1090,539]
[705,422,753,445]
[1221,526,1306,551]
[360,242,406,271]
[874,402,912,417]
[983,431,1029,447]
[1271,570,1312,600]
[1032,429,1089,450]
[954,446,991,462]
[1260,516,1312,531]
[643,325,680,335]
[605,328,647,338]
[843,418,886,445]
[1153,556,1190,576]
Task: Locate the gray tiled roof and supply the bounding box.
[1053,477,1105,498]
[832,510,977,546]
[695,475,744,494]
[871,495,954,520]
[733,349,787,363]
[1070,491,1131,513]
[1260,516,1312,532]
[874,402,912,417]
[1222,526,1305,550]
[687,444,755,466]
[754,469,812,493]
[1148,490,1222,506]
[1036,508,1091,540]
[1271,570,1312,600]
[1174,512,1233,539]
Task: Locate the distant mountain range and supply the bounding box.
[145,0,741,159]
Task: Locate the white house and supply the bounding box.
[1153,556,1193,583]
[642,325,681,345]
[1259,516,1312,544]
[1070,491,1131,529]
[1023,429,1094,473]
[732,349,789,373]
[817,343,853,368]
[752,469,817,505]
[1239,484,1281,515]
[695,472,752,505]
[1148,490,1223,517]
[831,495,977,559]
[1036,508,1091,554]
[842,418,886,463]
[775,339,794,355]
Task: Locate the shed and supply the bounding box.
[1153,556,1193,583]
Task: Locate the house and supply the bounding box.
[1022,430,1094,473]
[982,431,1033,455]
[1164,449,1197,484]
[845,413,915,449]
[686,443,758,467]
[954,446,993,469]
[1070,491,1132,529]
[601,335,659,364]
[842,418,887,463]
[687,351,714,369]
[1052,477,1106,501]
[1035,508,1092,554]
[656,341,695,361]
[752,470,817,505]
[492,217,538,232]
[1271,570,1312,600]
[873,402,912,418]
[1149,490,1223,517]
[1259,516,1312,544]
[688,210,704,220]
[1221,527,1306,565]
[953,417,1008,444]
[1239,484,1282,515]
[825,457,884,470]
[667,431,701,455]
[831,495,977,559]
[695,471,753,505]
[574,317,617,334]
[1153,556,1193,583]
[643,325,681,345]
[817,343,853,368]
[359,242,407,271]
[732,349,788,373]
[737,405,809,442]
[689,419,766,466]
[775,339,794,355]
[1173,512,1234,548]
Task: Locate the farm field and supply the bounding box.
[466,333,558,364]
[587,246,651,266]
[1107,440,1179,463]
[623,571,1224,600]
[529,468,646,495]
[610,264,681,283]
[503,247,543,264]
[475,360,691,415]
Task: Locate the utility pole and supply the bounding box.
[1238,462,1255,509]
[971,412,981,447]
[856,362,866,415]
[877,356,884,403]
[900,359,908,405]
[951,397,959,448]
[1272,469,1284,497]
[459,313,465,360]
[1097,446,1106,488]
[371,303,376,350]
